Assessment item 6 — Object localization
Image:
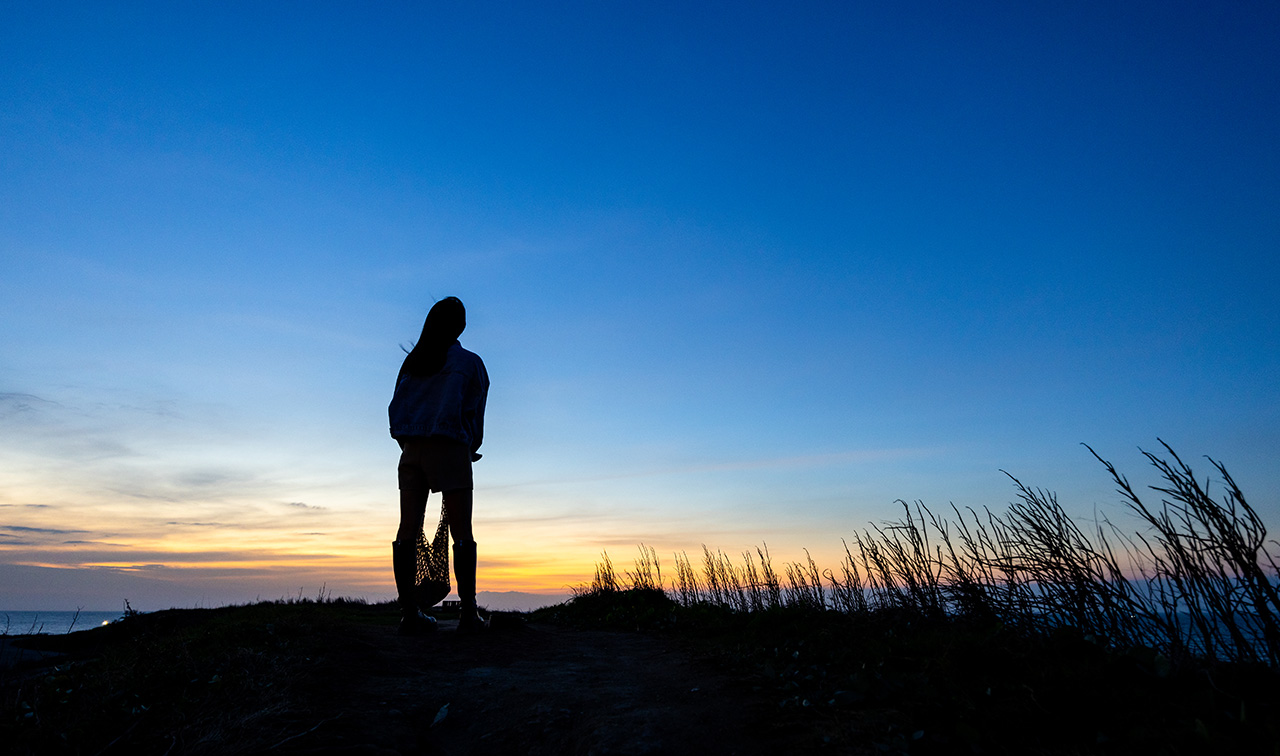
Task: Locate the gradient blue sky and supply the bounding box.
[2,1,1278,609]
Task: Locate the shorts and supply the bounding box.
[397,436,474,493]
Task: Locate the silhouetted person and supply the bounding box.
[389,296,490,635]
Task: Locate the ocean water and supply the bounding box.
[0,611,124,635]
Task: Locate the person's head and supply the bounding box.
[401,296,467,377]
[422,296,466,343]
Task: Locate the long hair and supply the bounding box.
[399,297,466,379]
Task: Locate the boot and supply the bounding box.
[392,540,437,635]
[453,540,488,633]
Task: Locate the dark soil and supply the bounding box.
[3,593,1278,755]
[270,617,806,755]
[0,602,816,755]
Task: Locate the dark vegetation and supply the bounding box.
[2,443,1276,754]
[0,596,390,755]
[539,443,1280,754]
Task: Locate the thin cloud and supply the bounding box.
[286,501,327,511]
[0,392,61,414]
[177,470,247,489]
[0,392,140,461]
[1,524,89,535]
[105,465,274,504]
[479,509,610,525]
[475,554,564,571]
[588,534,718,548]
[7,548,344,565]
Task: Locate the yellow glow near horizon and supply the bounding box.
[2,479,608,599]
[0,464,879,607]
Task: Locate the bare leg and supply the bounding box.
[443,488,485,631]
[397,487,429,543]
[441,488,473,545]
[392,486,436,634]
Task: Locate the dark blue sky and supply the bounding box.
[2,1,1277,606]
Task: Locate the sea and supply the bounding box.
[1,611,125,636]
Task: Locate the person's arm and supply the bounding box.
[470,388,486,461]
[469,358,488,461]
[390,368,407,445]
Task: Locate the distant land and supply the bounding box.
[0,591,570,624]
[476,590,571,612]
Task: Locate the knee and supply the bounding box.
[395,518,419,544]
[448,521,473,544]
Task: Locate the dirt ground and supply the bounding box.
[264,616,819,756]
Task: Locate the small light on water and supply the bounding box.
[101,620,110,626]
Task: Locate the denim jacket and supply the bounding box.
[388,341,489,460]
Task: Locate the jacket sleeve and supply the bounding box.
[468,358,489,460]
